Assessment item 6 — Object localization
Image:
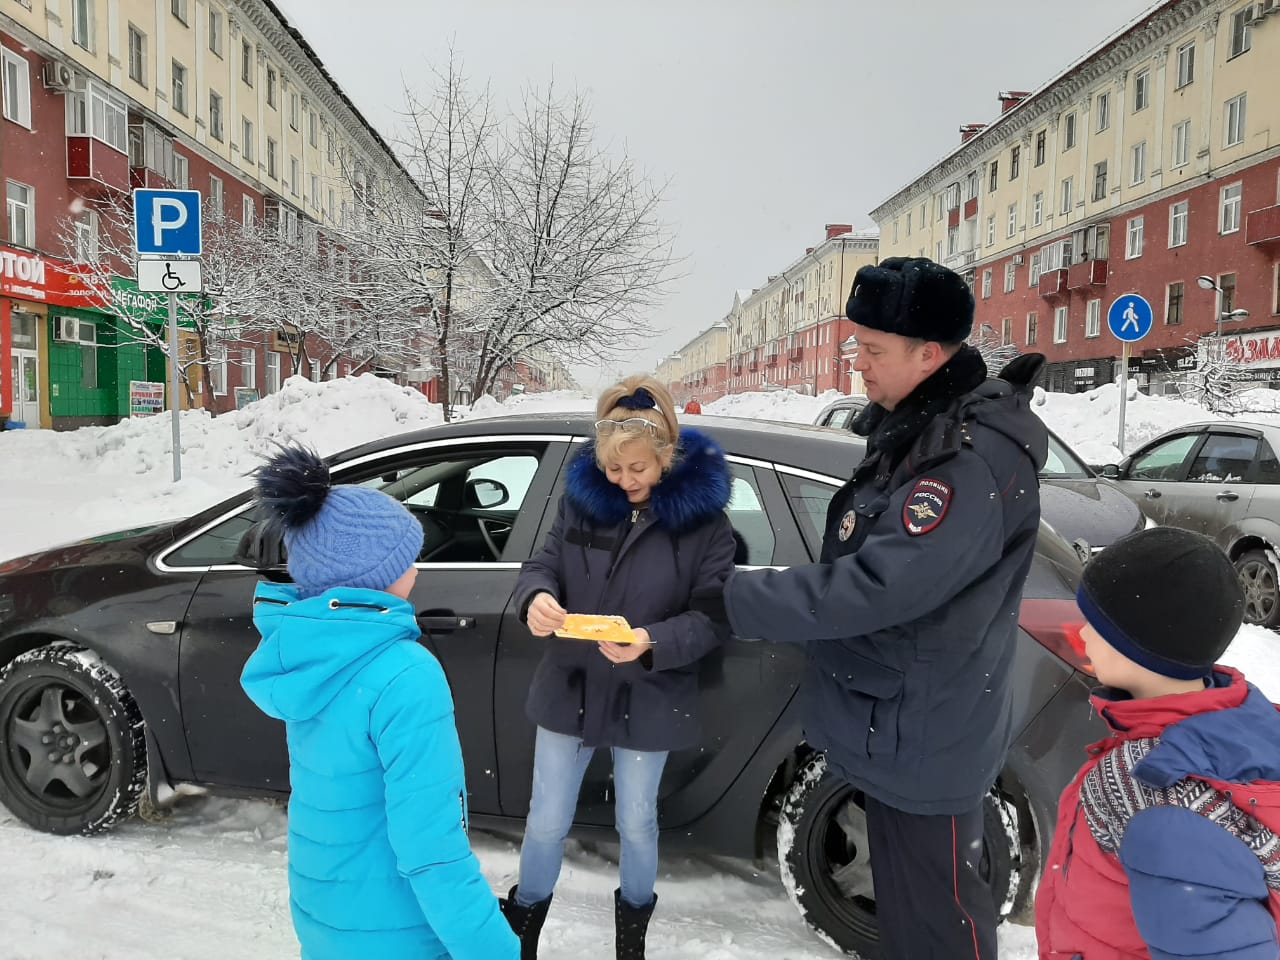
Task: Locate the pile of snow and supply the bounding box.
[704,388,842,424]
[468,389,595,418]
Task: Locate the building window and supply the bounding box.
[309,110,318,148]
[209,9,224,57]
[1275,263,1280,315]
[1001,317,1013,345]
[892,218,899,243]
[981,269,993,299]
[1225,94,1247,147]
[1061,177,1074,215]
[1031,191,1043,227]
[209,91,224,140]
[267,352,281,393]
[1029,252,1042,287]
[79,321,97,390]
[71,0,93,51]
[1096,92,1110,131]
[1167,281,1184,325]
[1035,130,1046,166]
[242,117,254,162]
[171,60,188,115]
[986,215,995,247]
[1086,299,1102,338]
[241,39,253,86]
[1027,312,1039,345]
[267,68,279,108]
[1169,200,1189,247]
[326,127,336,165]
[906,211,912,235]
[1093,161,1108,202]
[1054,306,1069,344]
[290,92,299,130]
[1133,69,1150,112]
[66,82,128,152]
[241,348,257,390]
[172,153,188,188]
[1126,215,1145,259]
[1221,182,1243,234]
[1230,6,1254,58]
[6,180,33,247]
[989,160,999,193]
[1007,203,1017,238]
[127,26,146,86]
[1010,145,1021,179]
[1004,261,1017,293]
[1131,141,1147,185]
[1175,41,1196,88]
[210,347,228,396]
[290,156,299,196]
[171,0,189,25]
[267,138,277,178]
[2,48,31,127]
[209,174,224,220]
[73,208,98,261]
[1063,112,1077,150]
[310,174,319,210]
[1220,273,1238,313]
[1172,119,1192,168]
[327,188,335,222]
[242,195,255,232]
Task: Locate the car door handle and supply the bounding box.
[1144,489,1162,499]
[1216,491,1240,502]
[417,614,477,631]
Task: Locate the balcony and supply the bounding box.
[748,357,759,371]
[731,358,743,375]
[944,249,977,271]
[788,346,802,360]
[1038,268,1068,298]
[1066,259,1109,290]
[1246,205,1280,246]
[67,137,130,194]
[948,208,961,229]
[963,198,978,221]
[131,166,174,191]
[765,350,780,366]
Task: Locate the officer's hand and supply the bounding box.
[690,582,728,625]
[527,592,567,637]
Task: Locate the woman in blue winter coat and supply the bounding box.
[240,446,519,960]
[500,376,738,960]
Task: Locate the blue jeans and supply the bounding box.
[516,726,668,909]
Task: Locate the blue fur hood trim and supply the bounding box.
[566,427,731,534]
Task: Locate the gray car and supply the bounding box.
[1102,421,1280,626]
[814,396,1147,554]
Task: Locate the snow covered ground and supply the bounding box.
[1,375,1277,959]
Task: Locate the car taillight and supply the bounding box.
[1020,598,1094,675]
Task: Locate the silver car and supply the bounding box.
[1102,421,1280,625]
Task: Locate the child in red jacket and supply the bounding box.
[1036,527,1280,960]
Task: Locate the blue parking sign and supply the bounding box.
[1107,294,1154,343]
[134,189,203,256]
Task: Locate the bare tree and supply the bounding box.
[968,323,1020,372]
[1182,334,1247,414]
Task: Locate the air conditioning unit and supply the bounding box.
[41,60,75,92]
[1012,255,1025,266]
[54,316,80,342]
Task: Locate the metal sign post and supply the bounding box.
[168,291,182,481]
[1107,294,1155,456]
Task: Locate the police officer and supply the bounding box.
[715,257,1047,959]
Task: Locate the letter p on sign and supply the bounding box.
[133,188,203,257]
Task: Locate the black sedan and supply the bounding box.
[0,413,1103,957]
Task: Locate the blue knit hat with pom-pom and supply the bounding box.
[254,446,423,599]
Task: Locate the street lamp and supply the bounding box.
[1196,275,1251,338]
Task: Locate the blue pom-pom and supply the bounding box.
[618,388,657,411]
[254,445,331,529]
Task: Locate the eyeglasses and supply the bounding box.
[595,418,659,437]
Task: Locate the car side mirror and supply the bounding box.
[465,478,510,509]
[1099,464,1121,480]
[233,521,289,576]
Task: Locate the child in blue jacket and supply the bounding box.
[241,445,518,960]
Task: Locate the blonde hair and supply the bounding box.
[594,375,680,466]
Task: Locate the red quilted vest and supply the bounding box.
[1035,667,1280,959]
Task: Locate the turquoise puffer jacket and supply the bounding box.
[242,582,518,960]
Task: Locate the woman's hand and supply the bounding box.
[598,628,652,664]
[527,592,567,638]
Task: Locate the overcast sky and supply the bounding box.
[274,0,1157,390]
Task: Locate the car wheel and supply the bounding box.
[0,644,147,835]
[776,754,1019,958]
[1236,550,1280,627]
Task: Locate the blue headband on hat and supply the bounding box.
[617,388,657,411]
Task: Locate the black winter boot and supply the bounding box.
[614,888,657,960]
[499,885,552,960]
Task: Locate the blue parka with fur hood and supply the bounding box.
[513,427,737,752]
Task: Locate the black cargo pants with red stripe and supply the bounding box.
[864,795,997,960]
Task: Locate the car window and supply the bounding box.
[467,456,539,511]
[725,462,775,566]
[781,473,838,559]
[1129,434,1200,482]
[166,504,268,567]
[1257,442,1280,485]
[1187,434,1259,484]
[826,408,851,430]
[1042,434,1090,480]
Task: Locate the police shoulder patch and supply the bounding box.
[903,478,951,536]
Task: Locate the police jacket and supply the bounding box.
[724,347,1049,815]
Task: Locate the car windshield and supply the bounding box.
[1041,433,1090,480]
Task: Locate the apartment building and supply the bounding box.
[871,0,1280,393]
[655,321,729,404]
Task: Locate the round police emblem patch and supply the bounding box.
[838,510,857,542]
[903,478,952,536]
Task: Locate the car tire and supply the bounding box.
[1235,550,1280,627]
[776,754,1019,959]
[0,643,147,835]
